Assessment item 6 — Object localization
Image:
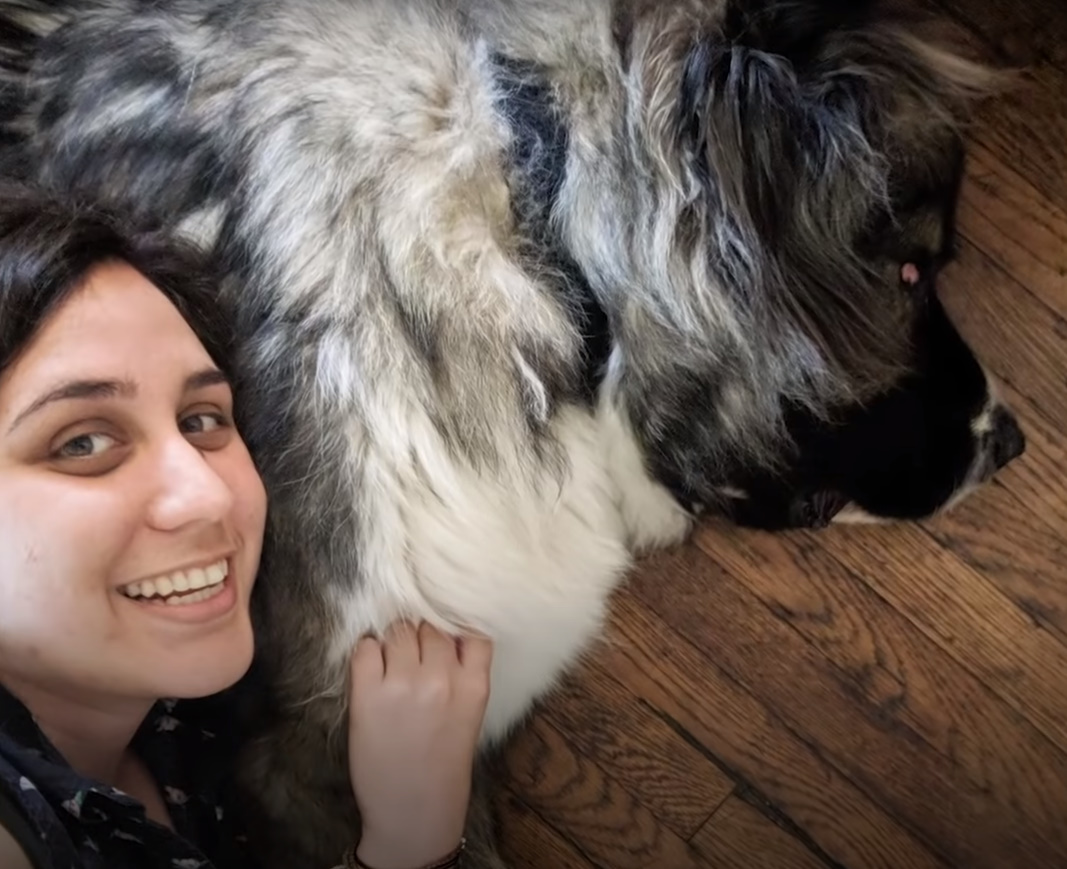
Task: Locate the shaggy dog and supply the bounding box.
[0,0,1024,865]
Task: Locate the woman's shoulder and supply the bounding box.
[0,682,261,869]
[0,742,83,869]
[0,781,48,869]
[0,691,105,869]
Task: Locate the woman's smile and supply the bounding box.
[117,556,241,624]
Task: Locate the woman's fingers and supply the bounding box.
[359,619,492,683]
[418,620,460,668]
[380,619,420,674]
[350,635,385,689]
[457,631,493,676]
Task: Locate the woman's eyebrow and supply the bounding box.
[6,368,228,434]
[7,378,137,433]
[185,368,230,392]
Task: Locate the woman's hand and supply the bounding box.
[347,620,493,869]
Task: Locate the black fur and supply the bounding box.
[491,52,613,401]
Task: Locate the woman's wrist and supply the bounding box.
[340,836,465,869]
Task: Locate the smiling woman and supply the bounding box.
[0,181,269,869]
[0,257,265,664]
[0,182,494,869]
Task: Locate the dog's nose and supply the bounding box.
[992,407,1025,470]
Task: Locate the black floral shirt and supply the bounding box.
[0,683,260,869]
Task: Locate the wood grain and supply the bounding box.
[692,797,831,869]
[940,239,1067,436]
[541,655,734,839]
[694,521,1067,857]
[932,0,1067,70]
[503,715,709,869]
[802,521,1067,754]
[598,593,949,869]
[495,791,598,869]
[627,545,1064,869]
[924,481,1067,642]
[964,58,1067,211]
[957,142,1067,321]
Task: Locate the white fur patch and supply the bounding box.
[330,402,633,743]
[831,504,884,524]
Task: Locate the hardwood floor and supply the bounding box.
[495,2,1067,867]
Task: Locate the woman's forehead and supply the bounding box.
[0,262,215,405]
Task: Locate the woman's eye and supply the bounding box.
[181,413,220,433]
[55,432,118,459]
[180,412,231,444]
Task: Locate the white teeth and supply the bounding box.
[121,559,229,600]
[165,582,226,606]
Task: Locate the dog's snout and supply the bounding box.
[991,407,1025,470]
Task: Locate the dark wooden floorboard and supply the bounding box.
[540,656,734,839]
[956,142,1067,322]
[691,796,834,869]
[695,522,1067,858]
[502,715,711,869]
[597,596,949,869]
[924,482,1067,644]
[793,521,1067,754]
[630,545,1061,869]
[495,792,600,869]
[497,2,1066,866]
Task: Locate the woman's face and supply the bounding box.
[0,261,267,703]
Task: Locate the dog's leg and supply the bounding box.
[235,715,362,869]
[461,754,511,869]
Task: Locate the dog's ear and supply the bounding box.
[668,0,918,386]
[676,32,823,245]
[718,0,880,66]
[674,2,880,244]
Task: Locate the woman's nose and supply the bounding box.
[145,435,234,531]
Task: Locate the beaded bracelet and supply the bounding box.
[337,837,466,869]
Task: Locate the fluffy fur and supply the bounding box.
[0,0,1024,865]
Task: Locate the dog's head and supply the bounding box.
[589,0,1022,528]
[711,103,1025,530]
[720,261,1026,530]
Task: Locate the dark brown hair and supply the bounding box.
[0,180,233,376]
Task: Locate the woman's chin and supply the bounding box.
[153,623,257,700]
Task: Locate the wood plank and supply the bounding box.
[931,0,1067,70]
[969,63,1067,212]
[694,521,1067,858]
[925,479,1067,642]
[940,238,1067,436]
[598,590,949,869]
[958,141,1067,321]
[954,378,1067,554]
[501,714,709,869]
[691,796,831,869]
[541,654,734,839]
[783,521,1067,754]
[495,791,599,869]
[627,543,1065,869]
